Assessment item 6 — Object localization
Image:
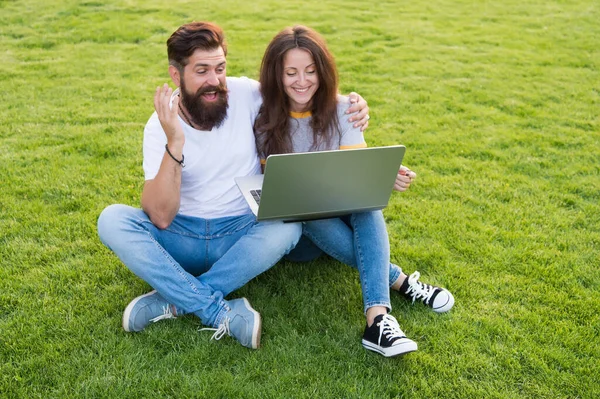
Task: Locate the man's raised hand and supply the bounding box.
[154,84,185,146]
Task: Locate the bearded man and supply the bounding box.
[97,22,369,349]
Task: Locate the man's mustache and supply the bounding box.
[196,84,228,95]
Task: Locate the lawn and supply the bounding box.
[1,0,598,398]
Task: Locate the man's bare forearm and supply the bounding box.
[141,150,183,229]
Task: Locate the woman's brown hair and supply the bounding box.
[254,25,340,158]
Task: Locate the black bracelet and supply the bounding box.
[165,144,185,167]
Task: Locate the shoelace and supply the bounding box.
[404,271,435,305]
[377,314,404,345]
[149,305,176,323]
[199,318,230,341]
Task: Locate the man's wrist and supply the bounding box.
[167,136,185,149]
[165,143,185,167]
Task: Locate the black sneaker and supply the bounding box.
[361,314,418,357]
[399,271,455,313]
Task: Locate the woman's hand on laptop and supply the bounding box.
[394,166,416,192]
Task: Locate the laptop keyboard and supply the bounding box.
[250,189,262,205]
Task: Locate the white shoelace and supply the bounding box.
[377,314,404,345]
[149,305,176,323]
[404,271,435,305]
[199,318,230,341]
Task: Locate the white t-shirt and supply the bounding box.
[143,77,263,219]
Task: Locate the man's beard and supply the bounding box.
[180,80,229,131]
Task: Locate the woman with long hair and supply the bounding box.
[255,26,454,357]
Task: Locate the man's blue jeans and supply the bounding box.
[289,211,402,313]
[97,204,301,328]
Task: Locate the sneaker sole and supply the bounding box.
[362,338,418,357]
[241,297,262,349]
[122,290,157,332]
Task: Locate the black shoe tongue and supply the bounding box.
[399,277,411,295]
[366,313,386,330]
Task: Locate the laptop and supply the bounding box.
[235,145,406,222]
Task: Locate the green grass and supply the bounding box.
[1,0,599,397]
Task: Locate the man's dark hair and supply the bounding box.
[167,22,227,72]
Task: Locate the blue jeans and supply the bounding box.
[97,204,301,328]
[288,211,402,313]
